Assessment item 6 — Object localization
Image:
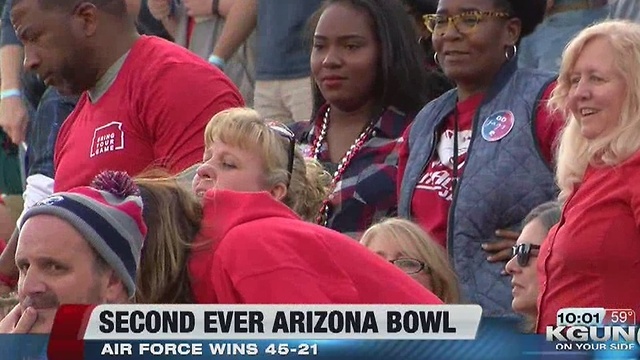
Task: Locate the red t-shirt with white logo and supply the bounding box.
[54,36,243,192]
[397,84,562,248]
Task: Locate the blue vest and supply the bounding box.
[398,60,558,317]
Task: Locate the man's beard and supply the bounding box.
[58,57,98,96]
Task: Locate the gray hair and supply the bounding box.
[523,201,562,232]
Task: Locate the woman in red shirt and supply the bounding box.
[396,0,562,318]
[537,20,640,332]
[189,108,441,304]
[132,108,443,304]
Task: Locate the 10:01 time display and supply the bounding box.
[557,310,601,326]
[557,308,637,326]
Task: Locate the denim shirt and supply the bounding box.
[1,0,20,47]
[256,0,323,80]
[609,0,640,21]
[518,2,608,72]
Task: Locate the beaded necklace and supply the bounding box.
[310,106,377,226]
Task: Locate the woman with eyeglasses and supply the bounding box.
[397,0,563,318]
[292,0,439,238]
[504,202,560,332]
[185,108,444,304]
[537,20,640,333]
[361,218,460,303]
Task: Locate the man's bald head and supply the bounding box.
[10,0,135,96]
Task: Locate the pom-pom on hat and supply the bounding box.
[18,171,146,297]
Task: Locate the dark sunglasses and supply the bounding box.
[511,243,541,267]
[266,121,296,188]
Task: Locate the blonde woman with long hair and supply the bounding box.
[537,20,640,333]
[361,218,460,303]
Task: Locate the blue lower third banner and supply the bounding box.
[0,334,49,359]
[2,322,639,359]
[43,304,640,360]
[82,321,639,360]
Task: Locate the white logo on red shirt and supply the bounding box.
[90,122,124,158]
[416,129,472,201]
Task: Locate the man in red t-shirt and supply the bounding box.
[11,0,242,192]
[0,0,243,290]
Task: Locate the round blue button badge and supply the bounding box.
[481,110,515,142]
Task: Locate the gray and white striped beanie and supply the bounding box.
[18,171,147,297]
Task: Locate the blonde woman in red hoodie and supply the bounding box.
[192,108,330,222]
[185,108,443,304]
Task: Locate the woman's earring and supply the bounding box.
[433,52,441,67]
[505,44,518,61]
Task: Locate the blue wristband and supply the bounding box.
[208,55,225,68]
[0,89,21,100]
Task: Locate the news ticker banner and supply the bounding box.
[1,305,640,360]
[38,304,483,359]
[47,304,481,360]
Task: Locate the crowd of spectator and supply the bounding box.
[0,0,638,340]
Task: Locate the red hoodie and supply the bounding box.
[188,190,443,304]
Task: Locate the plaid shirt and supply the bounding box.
[293,103,414,237]
[25,87,79,178]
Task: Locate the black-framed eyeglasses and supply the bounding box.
[423,11,511,36]
[390,258,426,275]
[266,121,295,188]
[511,243,541,267]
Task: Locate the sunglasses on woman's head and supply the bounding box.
[266,121,296,188]
[511,243,541,267]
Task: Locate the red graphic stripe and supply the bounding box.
[48,304,96,360]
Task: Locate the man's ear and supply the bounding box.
[73,2,99,37]
[103,270,129,304]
